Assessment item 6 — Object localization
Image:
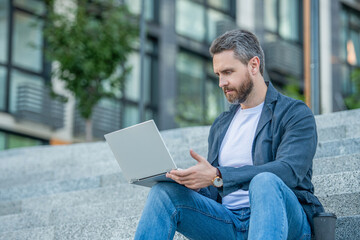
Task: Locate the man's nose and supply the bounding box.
[219,77,228,88]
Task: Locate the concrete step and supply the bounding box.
[314,137,360,158]
[335,215,360,240]
[0,216,188,240]
[313,171,360,197]
[1,146,357,191]
[0,184,146,220]
[315,108,360,129]
[317,124,360,142]
[0,209,50,233]
[0,156,357,203]
[313,153,360,175]
[20,184,149,212]
[0,213,356,240]
[319,192,360,217]
[0,172,357,230]
[0,199,145,233]
[0,160,120,188]
[3,146,356,196]
[2,143,355,191]
[1,125,359,184]
[0,200,21,217]
[0,175,102,202]
[0,142,114,172]
[0,226,54,240]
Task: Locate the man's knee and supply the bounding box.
[149,182,185,200]
[249,172,283,195]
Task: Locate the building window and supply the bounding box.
[125,0,158,23]
[340,6,360,95]
[12,11,44,72]
[0,0,48,115]
[0,130,47,150]
[176,51,225,127]
[122,39,158,128]
[263,0,303,93]
[176,0,235,43]
[176,0,206,42]
[0,0,8,63]
[264,0,302,43]
[206,8,233,43]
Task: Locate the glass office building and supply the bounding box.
[0,0,359,149]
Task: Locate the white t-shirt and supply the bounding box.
[219,102,264,209]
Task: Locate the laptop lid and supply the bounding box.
[104,120,177,183]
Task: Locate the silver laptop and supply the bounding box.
[104,120,177,187]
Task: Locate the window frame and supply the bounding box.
[0,0,49,114]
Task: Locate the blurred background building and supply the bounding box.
[0,0,359,150]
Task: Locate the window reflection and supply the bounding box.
[124,0,155,22]
[207,9,233,43]
[341,7,360,95]
[176,0,206,42]
[14,0,46,16]
[206,78,224,122]
[0,132,6,151]
[264,0,277,33]
[123,104,139,128]
[12,11,43,72]
[0,0,8,63]
[207,0,231,12]
[347,30,359,66]
[177,52,204,124]
[279,0,299,41]
[125,53,141,101]
[0,130,44,150]
[8,134,42,149]
[176,52,225,126]
[264,0,300,42]
[0,132,5,150]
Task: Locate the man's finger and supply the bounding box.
[169,167,194,177]
[190,149,206,163]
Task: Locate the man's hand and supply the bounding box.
[166,150,217,190]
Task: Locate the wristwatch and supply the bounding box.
[212,168,223,188]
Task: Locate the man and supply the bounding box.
[135,29,324,240]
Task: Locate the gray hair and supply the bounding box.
[209,29,265,76]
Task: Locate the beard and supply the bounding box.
[223,72,254,105]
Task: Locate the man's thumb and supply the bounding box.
[190,149,204,163]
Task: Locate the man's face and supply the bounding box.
[213,50,253,105]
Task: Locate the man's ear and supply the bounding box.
[249,56,260,75]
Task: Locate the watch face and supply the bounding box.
[213,177,223,187]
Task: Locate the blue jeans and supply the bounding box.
[135,172,311,240]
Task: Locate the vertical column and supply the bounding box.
[303,0,311,108]
[157,0,177,130]
[319,0,333,113]
[330,0,344,111]
[311,0,320,115]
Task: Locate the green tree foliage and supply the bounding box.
[281,76,305,102]
[43,0,138,140]
[345,68,360,110]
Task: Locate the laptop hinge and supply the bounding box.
[130,179,139,184]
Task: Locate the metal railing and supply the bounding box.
[264,40,303,79]
[73,99,121,138]
[15,85,65,129]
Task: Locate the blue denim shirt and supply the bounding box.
[199,82,324,230]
